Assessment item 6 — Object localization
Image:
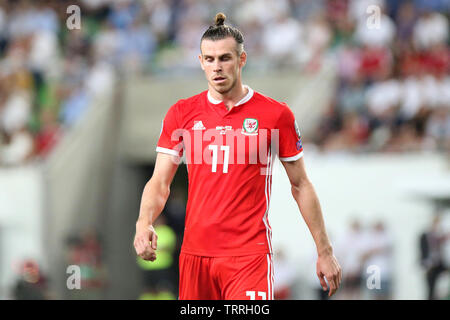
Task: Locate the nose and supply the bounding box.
[213,60,222,73]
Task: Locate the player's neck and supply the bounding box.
[209,82,248,111]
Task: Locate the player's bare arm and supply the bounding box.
[281,157,342,297]
[134,153,179,261]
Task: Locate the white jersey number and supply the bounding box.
[209,145,230,173]
[245,291,267,300]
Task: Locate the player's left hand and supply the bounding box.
[316,253,342,297]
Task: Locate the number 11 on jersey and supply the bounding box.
[209,145,230,173]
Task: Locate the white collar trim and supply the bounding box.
[207,85,254,107]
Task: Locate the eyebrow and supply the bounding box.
[203,53,233,59]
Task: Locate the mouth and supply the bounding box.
[213,76,227,84]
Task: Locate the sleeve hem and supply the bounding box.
[156,146,180,157]
[279,150,303,162]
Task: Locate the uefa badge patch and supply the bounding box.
[294,120,302,150]
[294,120,301,139]
[242,118,259,136]
[296,139,303,151]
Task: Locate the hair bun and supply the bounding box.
[214,12,226,26]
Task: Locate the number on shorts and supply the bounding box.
[245,291,267,300]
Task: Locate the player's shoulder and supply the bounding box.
[253,91,290,112]
[254,91,288,109]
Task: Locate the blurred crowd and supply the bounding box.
[334,219,394,300]
[64,229,107,299]
[0,0,115,166]
[12,228,106,300]
[269,219,401,300]
[313,0,450,153]
[0,0,448,166]
[332,214,450,300]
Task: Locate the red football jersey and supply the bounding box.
[156,86,303,257]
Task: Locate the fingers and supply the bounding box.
[142,248,157,261]
[338,267,342,289]
[326,266,343,297]
[327,274,338,297]
[134,238,145,256]
[137,238,148,255]
[136,244,157,261]
[148,251,156,261]
[134,231,157,262]
[317,255,343,297]
[317,272,328,292]
[146,225,158,250]
[151,232,158,250]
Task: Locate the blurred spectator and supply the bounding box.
[419,214,449,300]
[34,109,61,157]
[0,127,34,165]
[361,221,393,300]
[322,112,369,152]
[348,0,386,23]
[65,229,106,299]
[413,10,448,50]
[262,12,304,68]
[354,13,396,48]
[365,68,401,124]
[108,0,139,31]
[335,219,366,299]
[337,74,365,114]
[12,259,50,300]
[59,86,91,127]
[425,106,450,151]
[291,0,325,23]
[336,43,361,83]
[0,83,32,136]
[395,1,418,51]
[143,0,172,43]
[302,13,332,72]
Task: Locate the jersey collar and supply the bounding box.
[207,85,254,107]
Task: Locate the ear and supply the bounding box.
[198,54,205,71]
[239,51,247,69]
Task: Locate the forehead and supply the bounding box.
[200,37,237,56]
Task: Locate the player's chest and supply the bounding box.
[180,109,275,165]
[181,108,275,140]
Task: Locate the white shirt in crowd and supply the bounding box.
[0,91,31,135]
[413,12,449,50]
[354,14,396,48]
[361,229,393,281]
[335,228,368,276]
[366,79,401,116]
[0,131,34,165]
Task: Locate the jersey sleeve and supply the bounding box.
[156,102,184,157]
[276,104,304,162]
